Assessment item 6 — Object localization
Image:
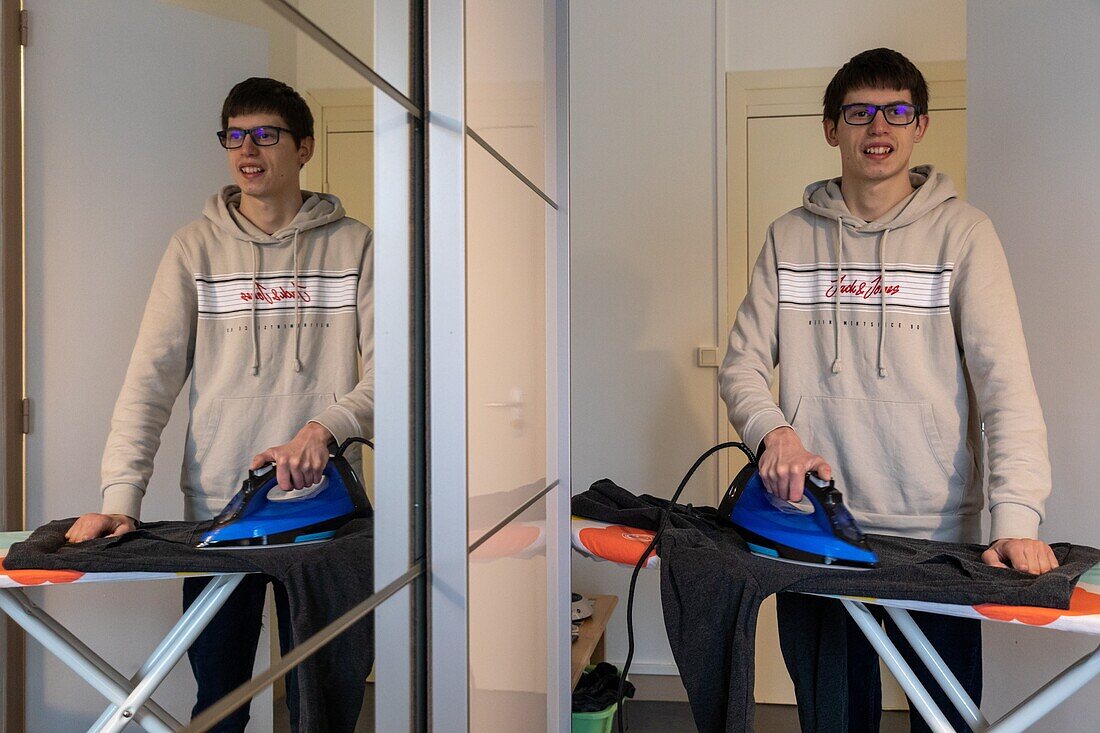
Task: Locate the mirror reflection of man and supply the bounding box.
[67,77,373,731]
[720,49,1055,732]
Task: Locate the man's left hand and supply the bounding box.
[252,422,334,491]
[981,538,1059,575]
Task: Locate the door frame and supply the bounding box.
[718,62,967,497]
[1,2,24,731]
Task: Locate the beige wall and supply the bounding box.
[726,0,965,72]
[465,1,562,728]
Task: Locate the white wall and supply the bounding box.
[569,0,722,674]
[726,0,965,72]
[22,2,271,729]
[968,1,1100,728]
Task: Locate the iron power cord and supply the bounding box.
[614,441,756,732]
[335,436,374,456]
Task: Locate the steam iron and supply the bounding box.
[197,437,373,549]
[718,462,878,569]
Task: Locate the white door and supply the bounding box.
[732,77,967,708]
[22,2,272,728]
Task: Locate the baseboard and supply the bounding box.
[607,663,908,710]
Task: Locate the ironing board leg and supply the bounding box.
[985,642,1100,733]
[840,599,957,733]
[92,573,246,733]
[0,587,181,733]
[884,606,989,731]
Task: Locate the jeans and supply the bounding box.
[183,575,299,733]
[778,593,982,733]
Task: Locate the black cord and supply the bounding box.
[336,436,374,456]
[614,441,756,733]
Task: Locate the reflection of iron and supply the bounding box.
[196,438,373,549]
[718,462,879,569]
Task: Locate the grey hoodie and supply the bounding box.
[719,166,1050,543]
[101,186,373,521]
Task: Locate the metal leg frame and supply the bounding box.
[843,599,1100,733]
[841,599,958,733]
[0,573,246,733]
[883,606,989,731]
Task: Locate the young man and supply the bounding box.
[719,48,1056,732]
[66,77,373,731]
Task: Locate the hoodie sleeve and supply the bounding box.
[719,226,788,452]
[100,238,197,519]
[952,219,1051,541]
[310,229,374,444]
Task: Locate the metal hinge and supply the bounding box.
[21,398,30,435]
[19,9,28,47]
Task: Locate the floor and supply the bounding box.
[613,701,910,732]
[275,686,913,731]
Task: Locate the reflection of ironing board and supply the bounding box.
[0,531,247,733]
[571,516,1100,733]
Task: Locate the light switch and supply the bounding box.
[696,347,719,368]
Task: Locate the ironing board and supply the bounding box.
[0,531,248,733]
[571,516,1100,733]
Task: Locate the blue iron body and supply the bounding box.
[718,464,878,569]
[197,441,372,549]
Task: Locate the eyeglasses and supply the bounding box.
[839,102,920,126]
[217,125,293,149]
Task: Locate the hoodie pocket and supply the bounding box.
[791,395,964,517]
[192,392,337,503]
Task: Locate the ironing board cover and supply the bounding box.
[570,516,1100,635]
[0,531,225,588]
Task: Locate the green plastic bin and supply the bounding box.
[570,701,617,733]
[572,664,626,733]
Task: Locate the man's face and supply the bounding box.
[823,87,928,187]
[225,112,314,201]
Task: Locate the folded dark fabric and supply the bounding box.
[572,479,1100,733]
[5,517,374,733]
[573,661,635,713]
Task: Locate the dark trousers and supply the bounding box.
[183,575,299,733]
[777,593,982,733]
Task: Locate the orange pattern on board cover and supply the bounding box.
[578,525,657,566]
[975,587,1100,626]
[0,560,85,586]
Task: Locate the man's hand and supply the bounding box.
[65,513,137,544]
[982,538,1060,575]
[251,421,334,491]
[759,427,832,502]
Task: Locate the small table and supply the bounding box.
[570,594,618,689]
[0,531,248,732]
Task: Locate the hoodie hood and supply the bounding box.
[802,165,957,231]
[203,185,346,244]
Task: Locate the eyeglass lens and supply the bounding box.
[219,126,281,149]
[843,103,916,125]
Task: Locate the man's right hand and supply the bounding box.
[759,427,832,502]
[65,513,137,544]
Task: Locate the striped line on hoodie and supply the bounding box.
[777,261,953,312]
[195,269,359,320]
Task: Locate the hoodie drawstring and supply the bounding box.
[250,243,260,376]
[831,217,844,374]
[830,219,891,378]
[877,229,890,378]
[250,229,305,376]
[292,228,302,373]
